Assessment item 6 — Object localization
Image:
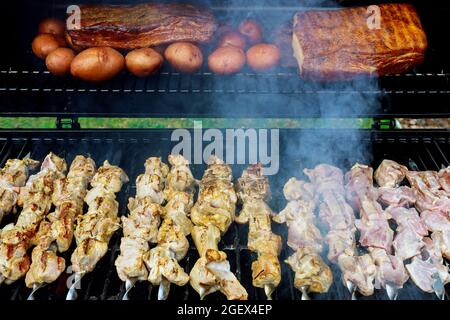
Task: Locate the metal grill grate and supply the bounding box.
[0,129,448,300]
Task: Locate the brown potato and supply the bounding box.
[218,32,246,49]
[164,42,203,73]
[38,18,66,37]
[208,47,246,75]
[126,48,164,77]
[71,47,125,82]
[46,48,76,76]
[238,20,263,45]
[246,44,280,72]
[32,34,62,59]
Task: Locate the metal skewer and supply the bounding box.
[300,286,311,301]
[345,280,357,300]
[264,284,274,300]
[27,283,46,300]
[122,279,136,300]
[432,273,445,300]
[158,277,170,300]
[385,283,399,300]
[66,273,83,300]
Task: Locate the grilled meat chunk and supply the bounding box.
[66,3,217,50]
[292,4,427,80]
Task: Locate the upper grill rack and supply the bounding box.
[1,1,450,118]
[0,129,448,300]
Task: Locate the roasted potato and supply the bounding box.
[246,44,280,72]
[32,34,62,59]
[164,42,203,73]
[38,18,66,37]
[218,32,247,49]
[45,48,76,76]
[71,47,125,82]
[126,48,164,77]
[239,20,263,45]
[208,47,246,75]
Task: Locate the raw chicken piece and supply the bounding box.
[393,228,425,260]
[421,210,450,233]
[388,207,428,237]
[355,219,393,252]
[369,248,409,289]
[406,257,450,293]
[438,167,450,194]
[283,177,315,202]
[374,160,408,188]
[326,229,356,263]
[377,186,416,207]
[431,230,450,260]
[304,164,345,195]
[345,163,378,208]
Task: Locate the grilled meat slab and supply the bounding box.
[66,3,217,50]
[293,4,427,80]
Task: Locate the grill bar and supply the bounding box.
[0,129,448,300]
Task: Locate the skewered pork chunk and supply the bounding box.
[285,248,333,294]
[420,210,450,233]
[319,191,355,230]
[374,160,409,188]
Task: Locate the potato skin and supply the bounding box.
[246,44,281,72]
[218,32,246,49]
[164,42,203,73]
[126,48,164,77]
[208,47,246,75]
[32,34,62,59]
[71,47,125,82]
[45,48,76,76]
[38,18,66,37]
[238,20,263,45]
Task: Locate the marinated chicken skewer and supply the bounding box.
[0,158,40,224]
[67,160,128,300]
[304,164,374,300]
[236,164,282,300]
[0,153,67,286]
[25,156,96,299]
[346,163,408,300]
[115,157,167,300]
[274,177,332,300]
[145,155,195,300]
[189,156,248,300]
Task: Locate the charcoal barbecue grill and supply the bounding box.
[0,0,449,301]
